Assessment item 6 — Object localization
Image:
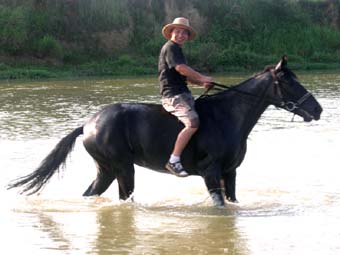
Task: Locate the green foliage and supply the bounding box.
[1,0,340,79]
[0,63,9,71]
[34,35,64,58]
[0,67,61,79]
[0,6,28,54]
[78,0,130,31]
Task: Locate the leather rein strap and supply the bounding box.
[202,69,311,113]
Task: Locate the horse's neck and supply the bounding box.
[216,73,273,140]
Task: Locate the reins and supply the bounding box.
[204,67,278,98]
[198,80,259,100]
[212,81,258,97]
[198,70,311,115]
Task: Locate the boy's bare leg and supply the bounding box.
[172,127,198,156]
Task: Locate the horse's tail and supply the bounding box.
[7,126,84,195]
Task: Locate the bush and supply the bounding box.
[115,55,137,66]
[35,35,63,58]
[0,63,9,71]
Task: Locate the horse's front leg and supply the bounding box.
[222,169,238,203]
[203,165,225,207]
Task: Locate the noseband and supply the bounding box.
[270,69,312,112]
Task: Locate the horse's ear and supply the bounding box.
[274,55,288,71]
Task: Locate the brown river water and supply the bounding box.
[0,72,339,254]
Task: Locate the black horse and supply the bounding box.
[8,56,322,206]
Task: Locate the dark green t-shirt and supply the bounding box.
[158,40,190,97]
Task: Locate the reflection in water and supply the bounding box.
[29,204,249,255]
[1,73,340,254]
[92,205,137,255]
[36,213,71,251]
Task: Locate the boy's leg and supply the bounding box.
[171,126,198,157]
[162,93,199,177]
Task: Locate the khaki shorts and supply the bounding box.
[162,93,200,128]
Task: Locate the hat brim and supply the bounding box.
[162,24,196,41]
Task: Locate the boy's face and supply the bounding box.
[170,27,189,46]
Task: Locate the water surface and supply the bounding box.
[1,73,339,254]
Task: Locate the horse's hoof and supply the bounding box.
[211,193,225,207]
[227,197,239,203]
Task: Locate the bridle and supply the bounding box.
[270,68,312,112]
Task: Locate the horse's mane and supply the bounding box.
[196,65,297,104]
[196,68,267,103]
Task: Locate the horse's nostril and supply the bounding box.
[313,106,322,120]
[315,106,323,115]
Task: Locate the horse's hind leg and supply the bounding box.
[222,169,238,203]
[117,163,135,201]
[83,161,115,196]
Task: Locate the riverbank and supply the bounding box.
[1,59,339,80]
[0,59,155,80]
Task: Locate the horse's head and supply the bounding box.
[269,56,322,122]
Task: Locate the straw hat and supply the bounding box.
[162,17,196,41]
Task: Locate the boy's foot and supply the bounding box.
[165,161,189,177]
